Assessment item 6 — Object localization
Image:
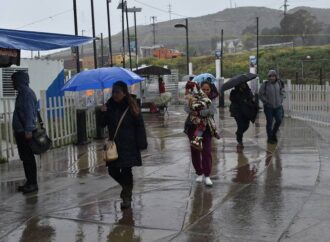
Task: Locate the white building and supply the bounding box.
[0,58,64,113]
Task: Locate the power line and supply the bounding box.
[134,0,187,18]
[16,9,72,29]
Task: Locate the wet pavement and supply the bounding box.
[0,106,329,242]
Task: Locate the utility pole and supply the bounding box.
[118,0,126,68]
[73,0,80,73]
[151,16,157,46]
[256,17,259,75]
[90,0,97,68]
[100,33,104,67]
[283,0,289,16]
[168,3,172,23]
[125,1,132,70]
[81,30,85,65]
[106,0,113,66]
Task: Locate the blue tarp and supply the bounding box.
[0,28,93,51]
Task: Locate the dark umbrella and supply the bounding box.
[221,73,257,91]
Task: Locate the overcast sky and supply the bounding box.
[2,0,329,56]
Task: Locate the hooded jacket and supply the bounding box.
[12,72,37,134]
[259,79,284,109]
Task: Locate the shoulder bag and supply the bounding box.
[103,107,129,162]
[29,112,52,154]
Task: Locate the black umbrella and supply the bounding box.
[221,73,257,91]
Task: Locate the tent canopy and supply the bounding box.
[0,28,93,51]
[134,65,171,76]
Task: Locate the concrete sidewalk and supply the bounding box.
[0,106,329,242]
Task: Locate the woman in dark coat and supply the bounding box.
[229,83,256,151]
[101,81,147,209]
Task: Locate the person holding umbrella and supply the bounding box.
[229,82,257,152]
[100,81,147,209]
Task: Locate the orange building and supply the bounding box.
[153,47,182,59]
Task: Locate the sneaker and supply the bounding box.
[195,175,203,182]
[205,177,213,186]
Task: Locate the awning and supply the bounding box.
[134,65,171,76]
[0,28,93,51]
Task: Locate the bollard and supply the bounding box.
[76,108,88,145]
[94,106,105,139]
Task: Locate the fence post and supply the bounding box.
[40,90,49,135]
[287,79,292,117]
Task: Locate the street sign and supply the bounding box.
[215,49,222,59]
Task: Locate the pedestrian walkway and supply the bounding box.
[0,106,328,242]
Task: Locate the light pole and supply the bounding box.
[73,0,80,73]
[127,7,142,70]
[175,18,189,75]
[106,0,113,66]
[117,1,125,68]
[124,1,133,70]
[90,0,97,68]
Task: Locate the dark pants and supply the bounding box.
[264,106,283,139]
[234,115,250,144]
[14,132,37,185]
[108,167,133,201]
[188,129,212,177]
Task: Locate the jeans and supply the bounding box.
[264,106,283,139]
[108,167,133,201]
[234,115,250,144]
[14,132,37,185]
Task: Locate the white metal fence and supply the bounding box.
[0,91,96,161]
[283,81,330,125]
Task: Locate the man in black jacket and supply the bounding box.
[12,71,38,194]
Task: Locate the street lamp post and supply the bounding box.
[106,0,113,66]
[90,0,97,68]
[175,18,189,75]
[127,7,142,70]
[73,0,80,73]
[117,1,125,68]
[124,1,133,70]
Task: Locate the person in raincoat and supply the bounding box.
[101,81,147,209]
[12,71,38,194]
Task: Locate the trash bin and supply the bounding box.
[76,108,88,145]
[95,106,105,139]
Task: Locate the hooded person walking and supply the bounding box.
[12,71,38,194]
[259,70,285,144]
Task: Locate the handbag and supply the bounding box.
[103,107,129,162]
[29,112,52,154]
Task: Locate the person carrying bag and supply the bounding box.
[100,81,147,210]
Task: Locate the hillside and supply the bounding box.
[141,45,330,85]
[48,6,330,60]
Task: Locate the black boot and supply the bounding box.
[120,185,133,210]
[22,184,38,194]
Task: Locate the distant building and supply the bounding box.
[140,45,163,58]
[153,47,182,59]
[217,39,243,53]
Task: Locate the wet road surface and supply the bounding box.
[0,106,329,242]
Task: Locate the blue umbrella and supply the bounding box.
[61,67,144,91]
[192,73,217,84]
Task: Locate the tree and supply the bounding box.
[260,27,282,45]
[280,9,322,45]
[241,25,256,50]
